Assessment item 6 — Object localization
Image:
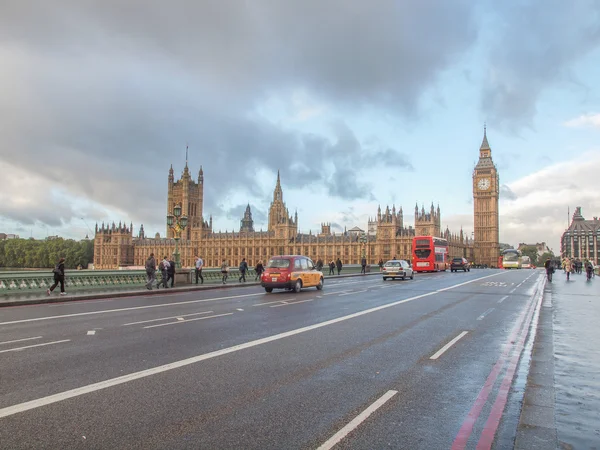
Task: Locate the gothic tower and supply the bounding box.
[268,170,286,232]
[240,204,255,232]
[473,126,500,266]
[167,152,204,240]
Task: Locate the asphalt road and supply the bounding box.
[0,269,544,449]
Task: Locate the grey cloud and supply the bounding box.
[224,204,267,227]
[482,1,600,128]
[500,185,518,201]
[0,1,477,228]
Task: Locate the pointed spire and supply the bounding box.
[185,143,189,168]
[480,123,490,150]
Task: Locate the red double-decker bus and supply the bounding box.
[412,236,449,272]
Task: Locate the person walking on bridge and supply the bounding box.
[144,253,156,290]
[565,257,573,281]
[544,257,553,282]
[47,257,66,296]
[239,258,248,283]
[195,256,204,284]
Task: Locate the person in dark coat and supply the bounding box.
[145,253,156,289]
[255,260,264,281]
[167,258,176,287]
[329,261,335,275]
[361,257,367,274]
[47,257,66,295]
[336,258,343,275]
[239,258,248,282]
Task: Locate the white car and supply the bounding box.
[382,259,414,281]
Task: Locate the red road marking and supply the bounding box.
[451,276,544,449]
[476,281,544,449]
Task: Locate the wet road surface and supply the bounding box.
[0,269,543,449]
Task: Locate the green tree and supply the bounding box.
[0,238,95,269]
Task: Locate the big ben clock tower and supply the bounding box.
[473,126,500,267]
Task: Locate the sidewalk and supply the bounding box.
[0,271,381,307]
[515,270,599,449]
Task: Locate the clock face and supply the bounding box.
[477,178,491,190]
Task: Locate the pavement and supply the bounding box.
[0,268,595,449]
[515,268,599,450]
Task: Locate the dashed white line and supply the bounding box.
[121,311,214,326]
[477,308,495,321]
[270,299,314,308]
[498,296,508,304]
[0,340,71,354]
[0,336,43,346]
[86,330,96,336]
[0,292,262,326]
[236,308,244,311]
[143,313,233,329]
[252,298,296,307]
[339,289,368,297]
[0,271,504,419]
[317,390,398,450]
[430,331,469,360]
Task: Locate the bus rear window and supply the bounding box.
[414,249,431,259]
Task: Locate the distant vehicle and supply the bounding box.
[382,259,414,281]
[450,257,471,272]
[502,249,522,269]
[261,255,324,293]
[412,236,449,272]
[520,255,532,269]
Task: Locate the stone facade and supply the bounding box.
[472,126,500,267]
[94,149,485,269]
[561,207,600,264]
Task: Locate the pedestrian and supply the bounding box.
[378,259,384,272]
[167,256,176,287]
[361,256,367,274]
[145,253,156,290]
[239,258,248,282]
[255,260,264,281]
[221,260,229,284]
[316,258,324,271]
[195,256,204,284]
[47,257,66,296]
[565,257,573,281]
[544,257,553,282]
[329,261,335,275]
[336,258,343,275]
[157,256,170,288]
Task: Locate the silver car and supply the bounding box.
[382,259,414,281]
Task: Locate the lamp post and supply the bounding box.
[166,203,188,269]
[359,232,367,260]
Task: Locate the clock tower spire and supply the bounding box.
[473,125,500,267]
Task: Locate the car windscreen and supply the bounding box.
[266,259,290,269]
[384,261,401,267]
[452,258,463,263]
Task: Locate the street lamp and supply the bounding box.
[359,232,367,259]
[167,203,188,269]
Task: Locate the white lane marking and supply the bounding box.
[270,299,314,308]
[317,390,398,450]
[236,308,244,311]
[252,298,296,307]
[0,292,262,326]
[477,308,495,321]
[339,289,368,297]
[430,331,469,360]
[0,336,43,346]
[86,330,96,335]
[143,313,233,329]
[498,295,508,304]
[322,291,349,296]
[0,271,504,419]
[121,311,214,326]
[177,318,184,321]
[0,340,71,354]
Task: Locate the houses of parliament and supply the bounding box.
[93,129,500,269]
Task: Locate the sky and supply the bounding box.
[1,0,600,254]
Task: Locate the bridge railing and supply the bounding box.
[0,265,378,294]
